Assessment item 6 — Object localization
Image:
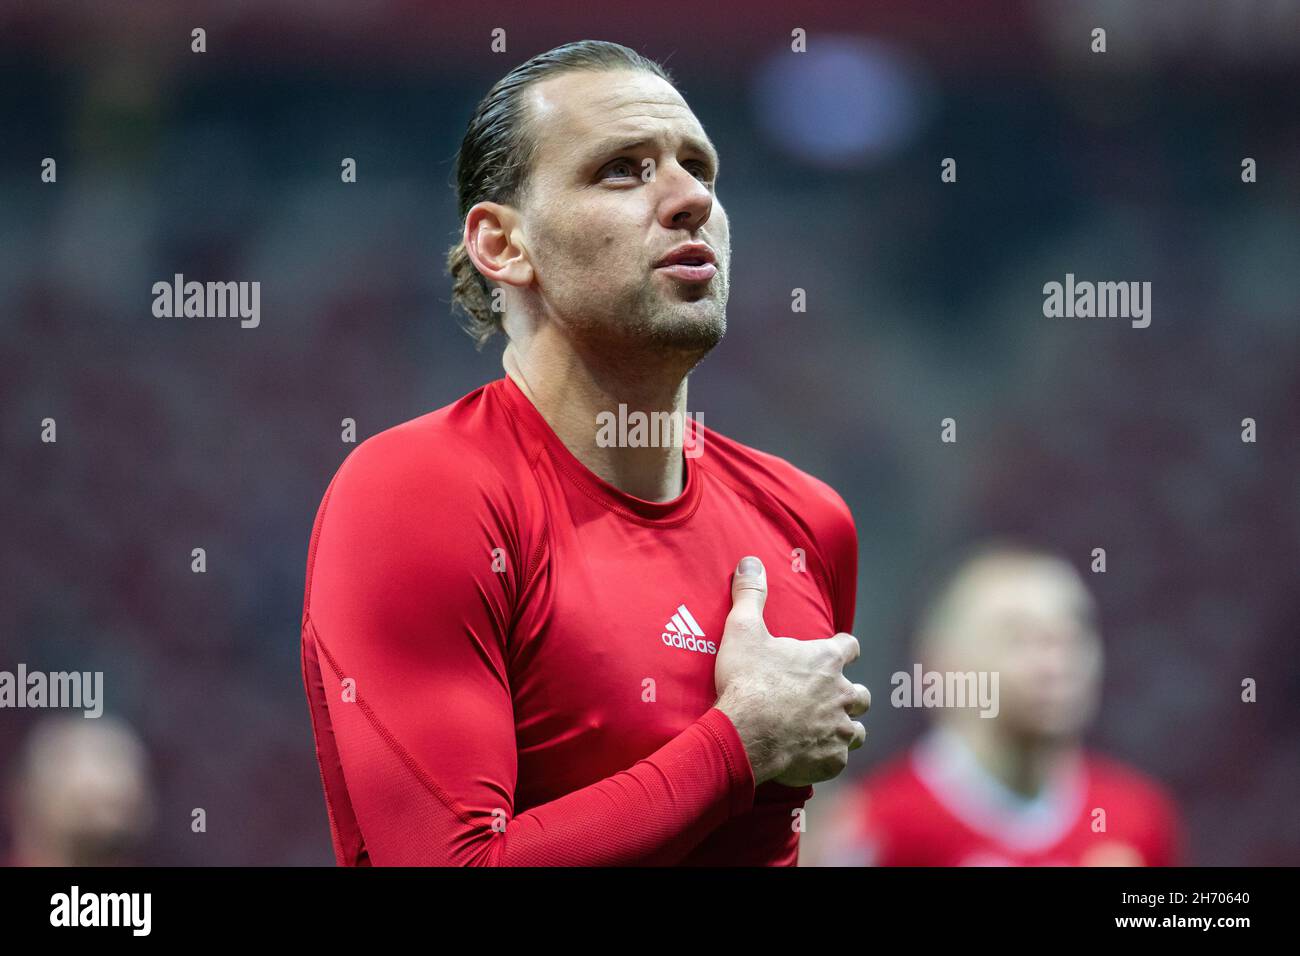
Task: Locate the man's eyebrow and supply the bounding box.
[586,135,720,170]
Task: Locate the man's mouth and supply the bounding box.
[654,243,718,282]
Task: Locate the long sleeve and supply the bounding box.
[802,473,859,635]
[300,426,755,866]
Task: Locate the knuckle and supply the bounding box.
[848,721,866,750]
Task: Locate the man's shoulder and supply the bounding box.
[307,380,545,566]
[827,752,935,857]
[858,750,927,802]
[698,423,856,543]
[1081,751,1183,863]
[1083,751,1180,814]
[326,380,525,503]
[303,380,543,608]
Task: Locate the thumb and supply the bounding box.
[727,555,768,633]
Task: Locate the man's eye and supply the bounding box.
[600,159,637,180]
[685,161,714,183]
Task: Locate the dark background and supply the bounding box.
[1,0,1297,864]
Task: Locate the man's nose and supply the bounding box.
[658,163,713,232]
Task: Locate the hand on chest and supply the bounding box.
[513,520,835,739]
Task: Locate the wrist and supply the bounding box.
[714,686,782,785]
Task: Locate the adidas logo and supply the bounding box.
[661,604,717,655]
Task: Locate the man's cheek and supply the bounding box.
[592,232,622,269]
[557,230,612,271]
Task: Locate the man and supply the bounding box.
[300,40,870,866]
[804,543,1183,866]
[6,715,154,866]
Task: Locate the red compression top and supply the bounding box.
[301,376,857,865]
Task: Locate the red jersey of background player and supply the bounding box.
[300,375,857,865]
[826,728,1183,866]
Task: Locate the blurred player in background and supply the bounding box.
[5,714,154,866]
[804,542,1183,866]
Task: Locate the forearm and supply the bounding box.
[452,709,755,866]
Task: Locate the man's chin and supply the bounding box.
[643,304,727,353]
[567,296,727,358]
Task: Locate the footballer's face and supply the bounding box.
[945,560,1103,742]
[515,68,730,356]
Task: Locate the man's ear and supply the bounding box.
[464,201,534,290]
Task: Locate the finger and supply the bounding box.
[847,721,867,751]
[845,683,871,717]
[826,631,860,666]
[726,556,768,630]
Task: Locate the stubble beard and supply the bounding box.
[569,266,730,371]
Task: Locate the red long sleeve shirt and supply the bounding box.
[819,730,1185,866]
[300,375,858,865]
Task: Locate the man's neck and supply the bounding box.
[947,718,1078,800]
[502,329,696,503]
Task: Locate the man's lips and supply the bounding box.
[656,262,717,282]
[654,243,717,282]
